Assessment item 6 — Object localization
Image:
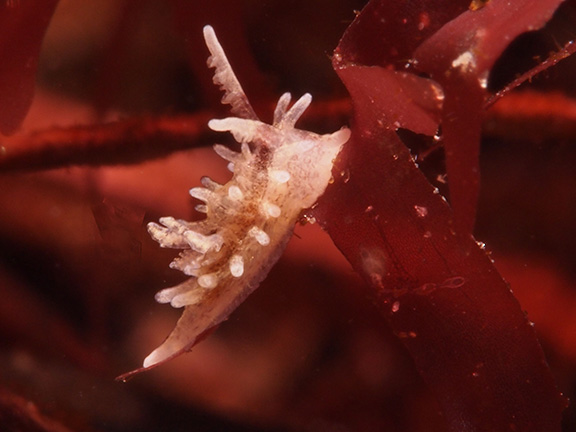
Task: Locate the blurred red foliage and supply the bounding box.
[0,1,58,135]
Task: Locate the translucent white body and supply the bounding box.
[143,25,350,369]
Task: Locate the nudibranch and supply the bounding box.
[142,25,350,370]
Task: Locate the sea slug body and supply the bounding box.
[142,25,350,369]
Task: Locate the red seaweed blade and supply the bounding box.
[314,0,568,430]
[0,1,59,136]
[413,0,569,233]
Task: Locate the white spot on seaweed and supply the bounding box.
[360,247,387,289]
[436,173,447,184]
[451,51,476,72]
[478,71,488,89]
[414,205,428,218]
[431,82,445,101]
